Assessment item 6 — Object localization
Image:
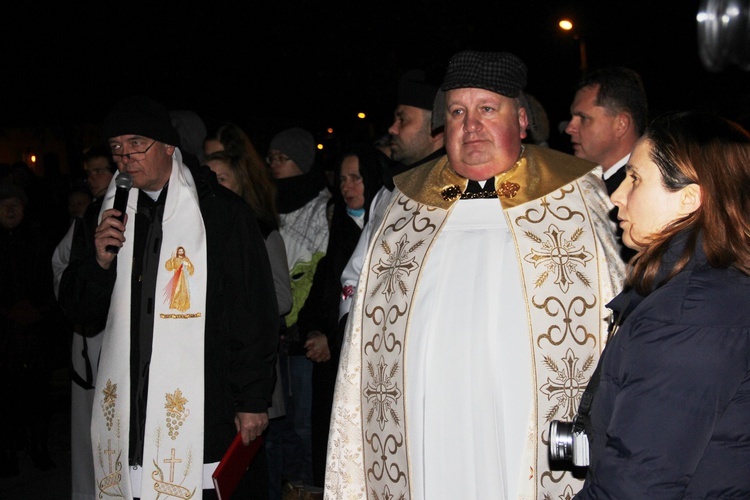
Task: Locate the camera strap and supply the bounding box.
[577,295,630,419]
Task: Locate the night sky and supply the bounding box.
[3,0,750,152]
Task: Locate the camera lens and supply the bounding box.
[549,420,575,462]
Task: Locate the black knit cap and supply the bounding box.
[397,69,441,110]
[0,184,28,205]
[102,95,181,147]
[441,51,527,98]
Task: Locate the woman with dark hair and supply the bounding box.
[573,111,750,498]
[296,143,388,488]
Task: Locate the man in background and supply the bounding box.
[565,66,648,195]
[338,68,445,320]
[565,66,647,262]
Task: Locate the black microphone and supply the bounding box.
[106,172,133,254]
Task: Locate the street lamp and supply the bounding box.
[559,19,588,74]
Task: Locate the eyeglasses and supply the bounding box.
[112,140,156,161]
[266,154,291,165]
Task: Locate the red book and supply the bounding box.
[212,433,264,500]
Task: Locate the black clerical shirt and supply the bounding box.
[129,186,168,467]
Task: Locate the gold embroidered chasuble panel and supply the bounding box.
[325,145,625,499]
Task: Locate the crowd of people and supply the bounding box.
[1,48,749,500]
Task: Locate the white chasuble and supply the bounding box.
[326,145,625,499]
[92,150,209,500]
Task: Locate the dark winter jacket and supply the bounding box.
[575,233,750,499]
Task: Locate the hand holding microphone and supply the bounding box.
[105,172,133,254]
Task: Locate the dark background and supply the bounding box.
[2,0,749,155]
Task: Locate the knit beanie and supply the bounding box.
[102,95,181,147]
[268,127,316,174]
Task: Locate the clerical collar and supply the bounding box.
[140,181,169,203]
[461,178,498,199]
[141,188,163,201]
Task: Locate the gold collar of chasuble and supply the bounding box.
[394,144,598,211]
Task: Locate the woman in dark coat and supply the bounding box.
[573,111,750,498]
[297,144,388,487]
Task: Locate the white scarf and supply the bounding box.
[92,149,208,499]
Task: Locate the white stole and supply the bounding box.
[92,149,208,499]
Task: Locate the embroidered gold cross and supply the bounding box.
[364,356,403,431]
[371,234,419,302]
[164,448,183,483]
[540,348,595,421]
[104,439,116,474]
[523,224,593,293]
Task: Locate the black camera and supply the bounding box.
[549,417,590,467]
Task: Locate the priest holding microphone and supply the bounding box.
[59,96,278,499]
